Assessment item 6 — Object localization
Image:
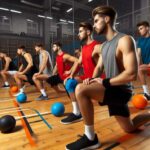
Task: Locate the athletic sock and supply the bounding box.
[84,125,95,141]
[72,101,80,116]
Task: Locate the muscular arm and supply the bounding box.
[66,54,82,78]
[92,44,101,65]
[52,64,58,75]
[21,53,33,74]
[39,51,48,74]
[3,57,11,71]
[110,35,138,85]
[92,53,104,78]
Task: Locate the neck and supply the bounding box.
[144,32,150,38]
[105,25,117,41]
[57,49,63,55]
[85,36,93,45]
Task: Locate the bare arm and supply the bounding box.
[70,55,82,78]
[110,35,138,85]
[39,51,48,74]
[18,64,23,72]
[92,44,102,65]
[21,53,33,74]
[63,54,80,77]
[52,64,58,75]
[92,53,104,78]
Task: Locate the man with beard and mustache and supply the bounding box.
[136,21,150,100]
[46,42,78,94]
[61,22,101,125]
[66,6,150,150]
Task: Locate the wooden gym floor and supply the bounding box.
[0,77,150,150]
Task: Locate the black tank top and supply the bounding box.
[21,53,38,74]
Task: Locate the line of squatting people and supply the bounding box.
[0,5,150,150]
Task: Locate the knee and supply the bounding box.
[1,70,5,75]
[75,83,85,97]
[32,75,37,81]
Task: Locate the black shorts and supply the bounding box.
[46,74,63,86]
[25,67,38,85]
[99,86,132,117]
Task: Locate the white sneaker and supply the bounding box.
[13,92,23,97]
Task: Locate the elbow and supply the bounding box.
[129,73,137,81]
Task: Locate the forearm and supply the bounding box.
[70,62,80,77]
[92,67,103,78]
[109,71,137,86]
[21,65,33,74]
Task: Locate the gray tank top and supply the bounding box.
[102,32,132,90]
[39,50,53,76]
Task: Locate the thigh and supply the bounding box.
[17,74,28,81]
[36,74,49,80]
[76,82,105,102]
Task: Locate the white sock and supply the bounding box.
[40,89,47,96]
[72,102,80,116]
[5,82,9,86]
[20,88,24,93]
[84,125,95,141]
[142,85,150,95]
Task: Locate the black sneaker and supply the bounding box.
[66,134,101,150]
[35,94,49,100]
[61,113,82,124]
[2,84,10,88]
[144,93,150,101]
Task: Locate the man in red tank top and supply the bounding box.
[61,22,101,124]
[46,42,78,94]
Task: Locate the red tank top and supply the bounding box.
[82,40,100,78]
[56,52,71,80]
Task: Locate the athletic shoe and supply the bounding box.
[2,84,10,88]
[61,113,82,124]
[35,94,49,100]
[66,134,101,150]
[144,93,150,101]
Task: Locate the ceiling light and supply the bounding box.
[10,9,22,13]
[66,8,72,13]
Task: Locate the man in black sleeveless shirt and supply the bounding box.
[14,45,37,96]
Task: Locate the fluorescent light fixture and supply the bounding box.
[0,7,9,11]
[46,16,53,20]
[26,19,33,22]
[60,19,67,22]
[66,8,72,13]
[10,9,22,13]
[52,6,60,11]
[68,21,74,24]
[3,16,8,20]
[88,0,93,2]
[115,22,120,25]
[37,15,46,18]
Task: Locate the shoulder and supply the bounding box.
[118,35,135,46]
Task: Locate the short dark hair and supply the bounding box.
[35,43,43,48]
[137,21,149,27]
[79,22,93,32]
[92,5,117,25]
[53,41,62,48]
[18,45,25,50]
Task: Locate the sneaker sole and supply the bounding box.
[60,117,83,125]
[66,142,101,150]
